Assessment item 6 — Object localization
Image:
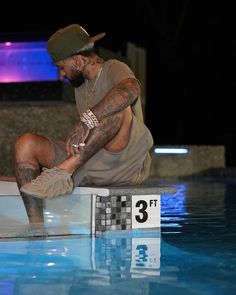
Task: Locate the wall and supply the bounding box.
[149,145,225,178]
[0,103,226,178]
[0,102,77,176]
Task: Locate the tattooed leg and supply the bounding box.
[18,109,133,200]
[16,164,44,223]
[14,133,55,224]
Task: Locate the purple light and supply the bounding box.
[0,41,59,83]
[5,42,12,46]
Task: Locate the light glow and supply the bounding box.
[154,148,189,154]
[0,41,58,82]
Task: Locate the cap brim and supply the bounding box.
[90,32,106,43]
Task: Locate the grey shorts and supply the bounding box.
[48,137,151,187]
[48,138,68,168]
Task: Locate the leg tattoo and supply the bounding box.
[16,165,44,223]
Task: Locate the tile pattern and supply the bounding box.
[95,236,132,280]
[95,195,132,234]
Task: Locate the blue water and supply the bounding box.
[0,178,236,295]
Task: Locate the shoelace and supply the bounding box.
[31,167,66,186]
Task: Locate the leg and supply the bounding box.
[19,111,126,198]
[14,132,55,223]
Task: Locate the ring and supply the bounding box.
[72,143,85,148]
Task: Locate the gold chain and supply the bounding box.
[85,67,103,110]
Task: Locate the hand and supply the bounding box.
[66,122,90,156]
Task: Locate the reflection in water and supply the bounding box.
[0,179,236,295]
[161,184,187,231]
[0,232,161,295]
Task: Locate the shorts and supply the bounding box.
[48,138,151,187]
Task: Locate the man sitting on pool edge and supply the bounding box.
[14,23,153,224]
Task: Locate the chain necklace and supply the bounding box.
[85,66,103,110]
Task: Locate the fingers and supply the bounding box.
[66,122,90,156]
[66,137,73,156]
[70,142,85,156]
[67,142,86,157]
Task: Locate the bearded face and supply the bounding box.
[67,68,85,88]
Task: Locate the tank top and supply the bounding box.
[73,59,153,186]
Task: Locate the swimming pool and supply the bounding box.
[0,177,235,295]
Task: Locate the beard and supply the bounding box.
[67,71,85,88]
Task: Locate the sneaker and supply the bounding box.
[20,167,73,199]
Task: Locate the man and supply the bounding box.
[15,24,153,224]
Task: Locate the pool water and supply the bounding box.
[0,178,236,295]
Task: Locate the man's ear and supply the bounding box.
[72,55,83,69]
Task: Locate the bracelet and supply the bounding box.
[81,109,99,129]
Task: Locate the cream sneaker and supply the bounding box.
[20,167,73,199]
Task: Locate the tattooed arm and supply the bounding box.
[66,78,139,155]
[63,111,124,165]
[92,78,140,121]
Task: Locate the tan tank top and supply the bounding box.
[73,59,153,186]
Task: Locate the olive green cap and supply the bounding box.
[47,24,106,62]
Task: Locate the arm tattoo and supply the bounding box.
[78,113,122,165]
[92,78,140,122]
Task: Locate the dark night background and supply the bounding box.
[1,1,236,165]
